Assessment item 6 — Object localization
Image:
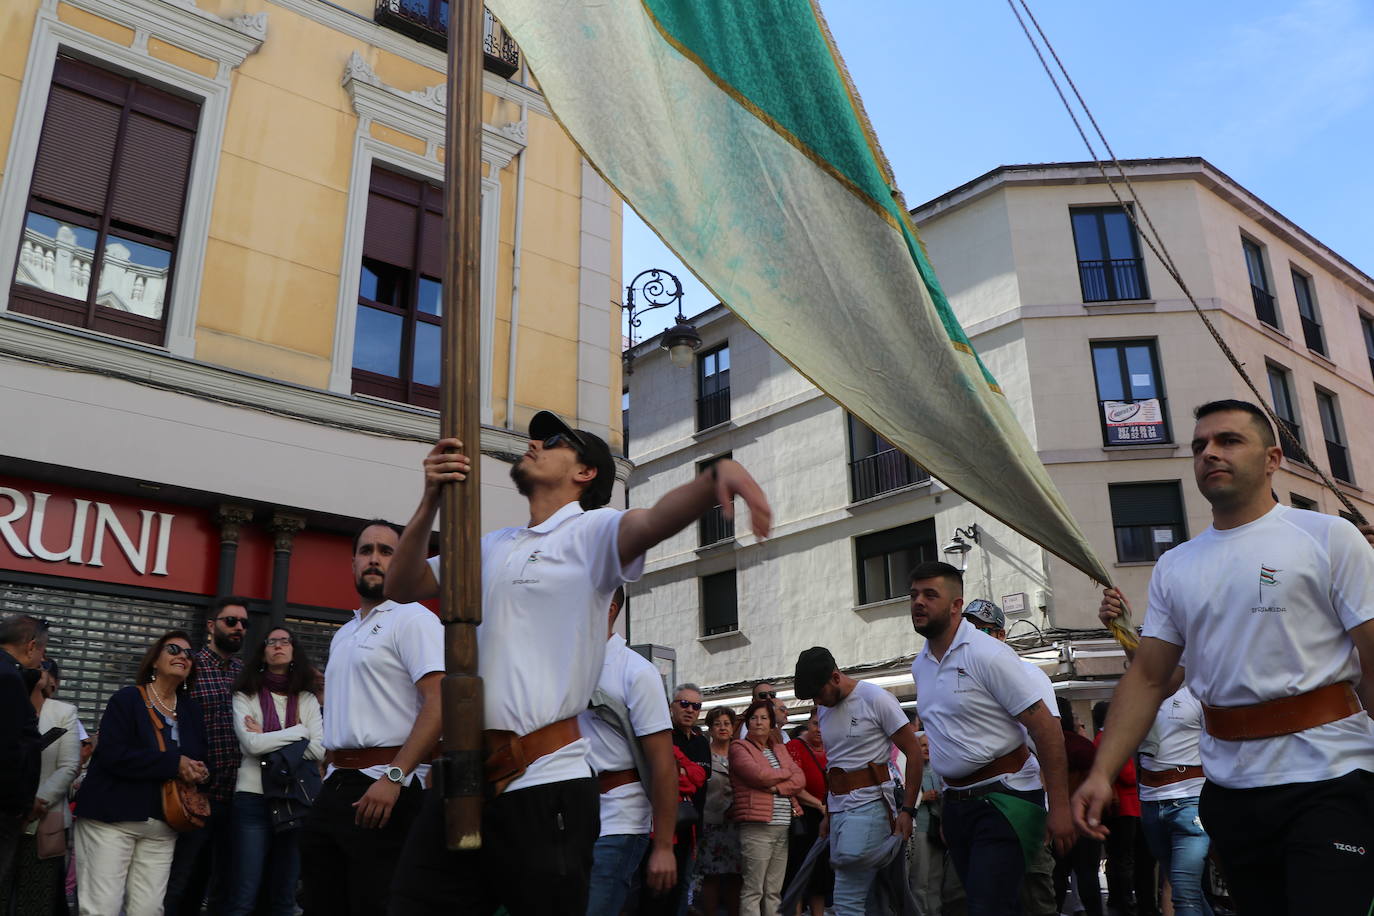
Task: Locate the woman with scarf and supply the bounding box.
[226,627,323,916]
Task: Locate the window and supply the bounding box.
[1290,493,1317,512]
[10,57,198,345]
[351,166,445,408]
[847,414,929,501]
[699,454,734,546]
[701,569,737,636]
[1109,482,1186,562]
[1090,340,1169,445]
[374,3,521,75]
[697,344,730,430]
[1315,389,1351,483]
[1243,238,1278,327]
[621,389,630,451]
[1361,313,1374,382]
[855,520,936,605]
[1292,269,1324,354]
[1266,363,1303,461]
[1070,207,1148,302]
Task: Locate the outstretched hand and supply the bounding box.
[713,459,772,539]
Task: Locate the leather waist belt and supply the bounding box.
[483,716,581,794]
[598,768,640,794]
[1202,683,1362,741]
[944,745,1031,789]
[332,745,428,770]
[1138,765,1205,788]
[827,761,888,796]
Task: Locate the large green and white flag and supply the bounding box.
[488,0,1111,582]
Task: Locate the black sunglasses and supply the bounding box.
[755,691,778,700]
[542,432,584,455]
[216,616,248,628]
[162,644,192,657]
[676,699,703,711]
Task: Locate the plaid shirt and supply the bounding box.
[190,646,244,803]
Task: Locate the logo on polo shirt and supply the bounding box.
[1259,566,1280,587]
[1332,841,1365,855]
[1252,565,1286,613]
[512,549,543,585]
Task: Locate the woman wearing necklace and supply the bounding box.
[73,630,209,916]
[225,627,323,916]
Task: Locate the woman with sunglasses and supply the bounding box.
[73,630,209,916]
[226,627,323,916]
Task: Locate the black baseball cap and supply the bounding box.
[528,410,616,509]
[793,646,839,701]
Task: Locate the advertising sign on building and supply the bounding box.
[1102,399,1167,445]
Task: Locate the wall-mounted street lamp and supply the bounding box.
[942,524,980,570]
[623,268,701,374]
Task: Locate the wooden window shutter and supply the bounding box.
[420,208,445,278]
[110,111,197,236]
[364,191,418,268]
[29,83,122,215]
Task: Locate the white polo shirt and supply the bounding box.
[1138,686,1205,801]
[577,633,672,836]
[1142,504,1374,789]
[1018,659,1058,755]
[817,680,908,813]
[912,619,1043,792]
[323,600,444,785]
[428,501,644,792]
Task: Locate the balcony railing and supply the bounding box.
[1276,417,1304,462]
[1251,284,1279,327]
[849,449,929,502]
[1078,257,1147,302]
[699,504,734,546]
[1326,440,1352,483]
[697,387,731,431]
[374,2,521,75]
[1300,315,1325,354]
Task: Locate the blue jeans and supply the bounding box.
[1140,798,1212,916]
[586,833,650,916]
[830,799,892,916]
[226,791,300,916]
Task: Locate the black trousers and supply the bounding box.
[298,770,425,916]
[943,787,1044,916]
[387,777,600,916]
[1102,814,1157,916]
[164,795,234,915]
[1200,769,1374,916]
[1052,837,1103,916]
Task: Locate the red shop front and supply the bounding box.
[0,475,360,729]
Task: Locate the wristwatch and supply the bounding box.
[384,765,405,785]
[900,804,919,816]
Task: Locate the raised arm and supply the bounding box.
[1072,635,1184,839]
[617,459,771,569]
[388,438,471,602]
[1100,589,1185,695]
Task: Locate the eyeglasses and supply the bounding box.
[216,616,248,628]
[755,691,777,700]
[265,637,292,647]
[542,433,583,455]
[676,699,703,711]
[162,644,191,657]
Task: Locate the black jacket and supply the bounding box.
[0,647,41,815]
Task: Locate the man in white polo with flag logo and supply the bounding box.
[1075,399,1374,916]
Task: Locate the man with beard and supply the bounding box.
[908,562,1074,916]
[164,596,247,915]
[298,520,443,916]
[1074,400,1374,916]
[382,410,771,915]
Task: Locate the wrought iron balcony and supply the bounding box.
[849,448,929,502]
[373,2,521,76]
[1300,315,1325,354]
[1326,440,1352,483]
[1078,257,1147,302]
[699,504,734,547]
[1251,284,1279,327]
[1276,417,1304,463]
[697,387,730,431]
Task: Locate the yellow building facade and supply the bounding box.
[0,0,626,696]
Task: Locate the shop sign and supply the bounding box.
[1102,399,1167,445]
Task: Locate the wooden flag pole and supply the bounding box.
[438,0,486,850]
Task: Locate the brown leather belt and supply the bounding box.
[1138,764,1205,788]
[827,761,889,795]
[598,768,639,794]
[944,744,1030,789]
[1202,683,1362,741]
[332,744,438,770]
[483,716,582,795]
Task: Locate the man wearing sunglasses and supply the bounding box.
[164,596,248,916]
[384,410,771,915]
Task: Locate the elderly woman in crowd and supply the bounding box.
[698,706,743,916]
[729,699,814,916]
[226,626,323,916]
[74,630,209,916]
[12,660,81,914]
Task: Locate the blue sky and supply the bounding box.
[621,0,1374,343]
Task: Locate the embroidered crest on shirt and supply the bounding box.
[512,549,543,585]
[1253,565,1285,613]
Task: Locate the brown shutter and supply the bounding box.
[110,112,196,236]
[420,208,445,278]
[364,191,418,268]
[29,84,122,215]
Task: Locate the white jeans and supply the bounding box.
[74,817,178,916]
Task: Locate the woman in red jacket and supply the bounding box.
[728,700,813,916]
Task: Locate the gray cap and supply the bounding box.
[963,598,1006,630]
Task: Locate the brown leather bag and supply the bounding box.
[34,807,65,859]
[137,686,209,832]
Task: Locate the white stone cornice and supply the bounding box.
[49,0,266,76]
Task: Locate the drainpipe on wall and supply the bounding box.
[504,101,529,429]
